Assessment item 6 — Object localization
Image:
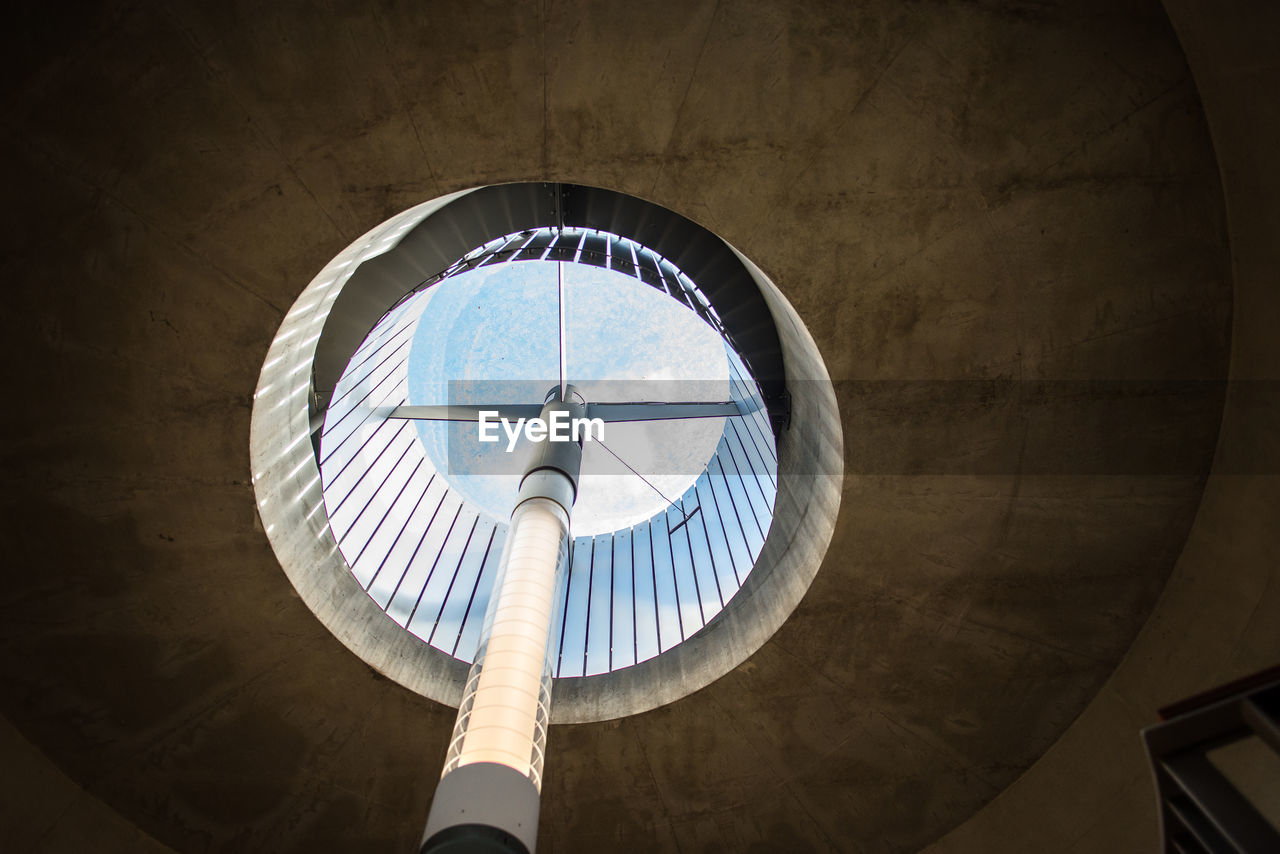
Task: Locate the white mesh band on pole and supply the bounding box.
[442,497,567,783]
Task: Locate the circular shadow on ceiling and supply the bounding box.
[250,183,843,723]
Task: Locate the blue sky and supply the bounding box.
[406,259,730,535]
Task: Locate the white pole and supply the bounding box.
[443,496,567,782]
[423,388,582,854]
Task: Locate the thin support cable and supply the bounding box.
[328,420,411,518]
[386,487,451,607]
[679,496,707,625]
[729,357,778,464]
[452,525,499,658]
[721,426,769,530]
[427,516,481,645]
[347,454,422,558]
[555,539,575,677]
[582,542,595,675]
[666,508,685,643]
[595,437,683,515]
[695,477,725,608]
[703,464,742,587]
[608,534,615,671]
[364,473,436,593]
[630,527,638,665]
[558,260,567,401]
[407,503,465,627]
[714,450,763,546]
[649,520,661,652]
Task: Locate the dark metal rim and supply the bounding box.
[309,182,789,442]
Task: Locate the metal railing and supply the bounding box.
[1143,667,1280,853]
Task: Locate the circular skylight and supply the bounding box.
[318,227,778,676]
[251,182,841,722]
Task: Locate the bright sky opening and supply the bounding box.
[406,259,730,536]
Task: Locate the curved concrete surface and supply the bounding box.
[0,1,1272,852]
[926,2,1280,850]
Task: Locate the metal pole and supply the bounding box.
[421,387,584,854]
[558,261,567,403]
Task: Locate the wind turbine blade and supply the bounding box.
[586,401,744,422]
[386,404,544,422]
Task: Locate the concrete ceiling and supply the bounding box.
[0,1,1275,852]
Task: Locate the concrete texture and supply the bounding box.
[926,2,1280,850]
[0,1,1273,852]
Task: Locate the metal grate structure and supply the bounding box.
[1143,668,1280,853]
[317,229,778,677]
[388,226,735,355]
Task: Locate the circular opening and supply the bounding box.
[318,226,778,677]
[250,184,842,722]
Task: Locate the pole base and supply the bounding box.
[421,762,540,854]
[421,823,531,854]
